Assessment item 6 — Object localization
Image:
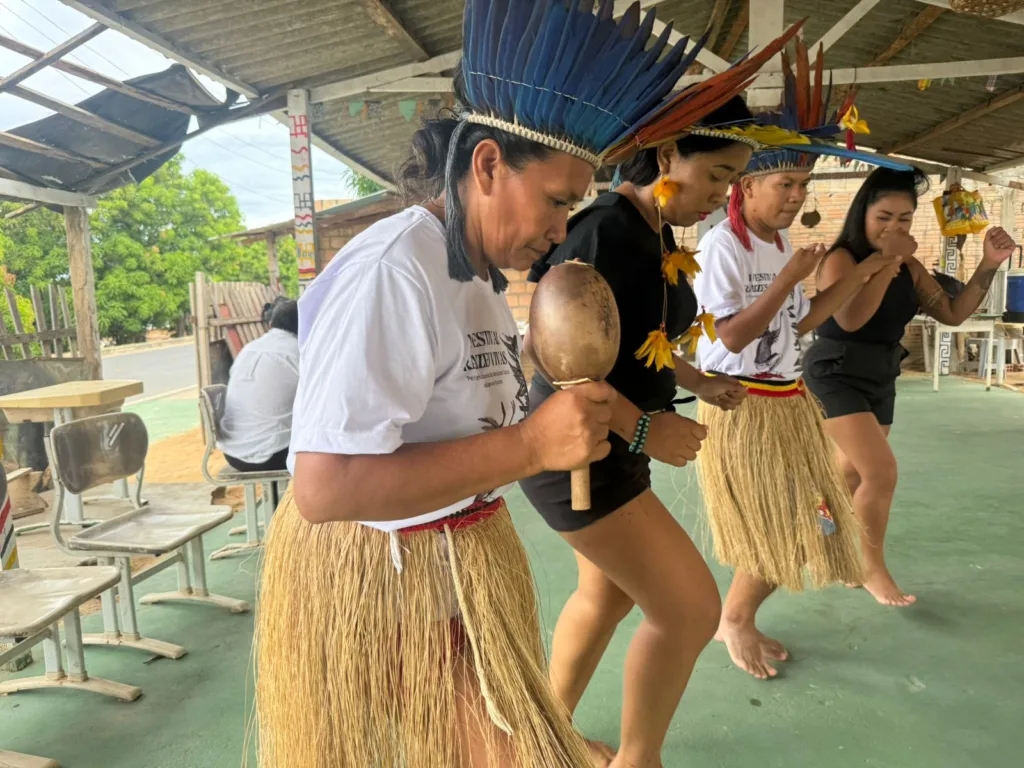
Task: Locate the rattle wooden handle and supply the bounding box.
[571,468,591,511]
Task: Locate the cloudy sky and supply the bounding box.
[0,0,360,228]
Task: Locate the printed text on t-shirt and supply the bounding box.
[745,272,776,294]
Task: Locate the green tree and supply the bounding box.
[344,169,383,198]
[89,155,255,342]
[0,156,291,345]
[0,204,70,289]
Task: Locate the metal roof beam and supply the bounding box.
[59,0,259,97]
[9,85,163,148]
[830,5,946,109]
[310,51,461,103]
[0,23,105,93]
[0,178,97,207]
[984,156,1024,173]
[0,132,109,168]
[815,0,880,54]
[881,84,1024,155]
[309,0,674,103]
[718,0,750,61]
[812,0,882,55]
[358,0,429,62]
[679,56,1024,88]
[0,33,195,115]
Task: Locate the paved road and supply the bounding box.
[102,343,196,402]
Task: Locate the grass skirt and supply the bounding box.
[253,490,591,767]
[695,381,863,592]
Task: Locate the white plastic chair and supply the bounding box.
[0,468,141,768]
[198,385,289,561]
[48,412,249,661]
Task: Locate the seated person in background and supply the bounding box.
[218,299,299,476]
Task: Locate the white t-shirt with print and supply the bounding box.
[693,219,810,380]
[289,205,528,532]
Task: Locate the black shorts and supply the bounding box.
[224,447,289,473]
[802,338,906,426]
[519,383,652,533]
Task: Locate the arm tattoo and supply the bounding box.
[975,266,997,293]
[918,285,948,313]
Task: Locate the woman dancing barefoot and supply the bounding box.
[804,167,1018,607]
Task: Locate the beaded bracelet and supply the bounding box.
[628,413,652,455]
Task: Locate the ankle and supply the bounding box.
[612,747,663,768]
[719,613,756,631]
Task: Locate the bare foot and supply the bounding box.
[609,755,662,768]
[862,566,916,607]
[587,740,616,767]
[715,622,787,680]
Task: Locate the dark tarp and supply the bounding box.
[0,63,226,199]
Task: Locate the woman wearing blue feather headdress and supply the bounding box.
[254,1,803,766]
[691,40,918,681]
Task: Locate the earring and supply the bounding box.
[653,175,679,209]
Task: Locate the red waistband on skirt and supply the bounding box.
[398,498,504,535]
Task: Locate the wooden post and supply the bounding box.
[288,89,318,290]
[266,232,282,294]
[994,187,1018,316]
[938,167,963,377]
[64,207,102,379]
[193,272,212,391]
[746,0,785,109]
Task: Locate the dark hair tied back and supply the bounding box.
[616,95,755,187]
[397,63,555,293]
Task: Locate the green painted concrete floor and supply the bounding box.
[2,376,1022,767]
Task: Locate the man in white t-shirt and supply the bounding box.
[218,300,299,485]
[693,164,902,680]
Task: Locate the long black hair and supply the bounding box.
[615,95,754,186]
[397,63,554,292]
[831,167,930,261]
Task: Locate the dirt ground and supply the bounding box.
[144,427,247,512]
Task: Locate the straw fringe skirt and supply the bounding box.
[253,491,591,768]
[695,379,863,592]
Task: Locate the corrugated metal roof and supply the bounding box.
[67,0,1024,183]
[0,63,223,200]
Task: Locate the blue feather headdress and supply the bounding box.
[446,1,802,291]
[729,39,912,176]
[459,0,709,168]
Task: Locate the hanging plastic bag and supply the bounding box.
[933,184,988,237]
[967,189,990,234]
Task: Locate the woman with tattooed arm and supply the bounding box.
[803,167,1018,607]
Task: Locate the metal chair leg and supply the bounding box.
[142,539,249,614]
[0,613,141,702]
[211,483,262,560]
[82,557,186,660]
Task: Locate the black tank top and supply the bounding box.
[817,249,919,346]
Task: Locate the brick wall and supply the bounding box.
[318,222,371,269]
[506,177,1024,326]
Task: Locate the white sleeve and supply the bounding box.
[694,230,745,320]
[291,261,437,457]
[794,283,812,323]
